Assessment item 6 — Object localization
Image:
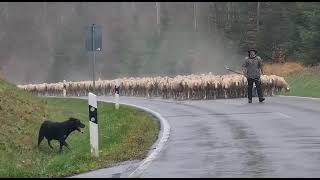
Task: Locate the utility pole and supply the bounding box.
[92,24,96,90]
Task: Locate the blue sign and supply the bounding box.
[85,24,102,51]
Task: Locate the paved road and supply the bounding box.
[74,96,320,178]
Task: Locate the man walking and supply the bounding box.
[242,49,265,103]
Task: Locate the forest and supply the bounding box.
[0,2,319,84]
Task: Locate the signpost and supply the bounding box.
[86,25,101,157]
[88,92,99,157]
[85,24,102,92]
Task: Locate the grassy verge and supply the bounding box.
[263,62,320,98]
[282,70,320,98]
[0,79,160,177]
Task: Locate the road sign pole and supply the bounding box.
[93,48,96,92]
[86,24,101,93]
[92,24,96,92]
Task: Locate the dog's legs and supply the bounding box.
[59,139,72,153]
[47,140,54,149]
[59,138,64,153]
[64,142,72,152]
[64,135,69,141]
[38,134,44,147]
[38,123,47,147]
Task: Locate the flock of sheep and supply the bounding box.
[17,73,290,100]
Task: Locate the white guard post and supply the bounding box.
[115,92,119,110]
[88,92,99,157]
[115,81,120,110]
[63,80,67,97]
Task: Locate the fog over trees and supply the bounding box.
[0,2,318,84]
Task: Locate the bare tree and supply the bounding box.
[156,2,160,35]
[257,2,260,32]
[193,2,197,32]
[131,2,136,13]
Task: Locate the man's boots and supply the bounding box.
[259,97,265,102]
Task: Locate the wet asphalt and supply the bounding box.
[73,96,320,178]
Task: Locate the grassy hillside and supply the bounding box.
[0,79,159,177]
[263,63,320,98]
[282,67,320,98]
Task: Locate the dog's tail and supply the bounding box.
[38,122,46,147]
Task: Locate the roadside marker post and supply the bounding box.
[88,92,99,157]
[115,81,120,110]
[63,80,67,97]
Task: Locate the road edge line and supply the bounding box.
[277,95,320,100]
[45,96,171,178]
[98,100,171,178]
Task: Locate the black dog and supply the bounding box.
[38,117,85,153]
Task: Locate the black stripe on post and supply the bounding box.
[89,105,98,124]
[115,86,120,94]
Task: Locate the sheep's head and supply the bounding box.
[285,86,290,92]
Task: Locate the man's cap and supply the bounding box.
[248,49,257,53]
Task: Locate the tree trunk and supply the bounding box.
[131,2,136,13]
[214,3,218,33]
[193,2,197,32]
[156,2,160,36]
[2,2,9,21]
[207,9,211,33]
[246,2,258,49]
[257,2,260,33]
[227,2,230,22]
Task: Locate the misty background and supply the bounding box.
[0,2,319,84]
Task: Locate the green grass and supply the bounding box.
[282,70,320,98]
[0,79,160,177]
